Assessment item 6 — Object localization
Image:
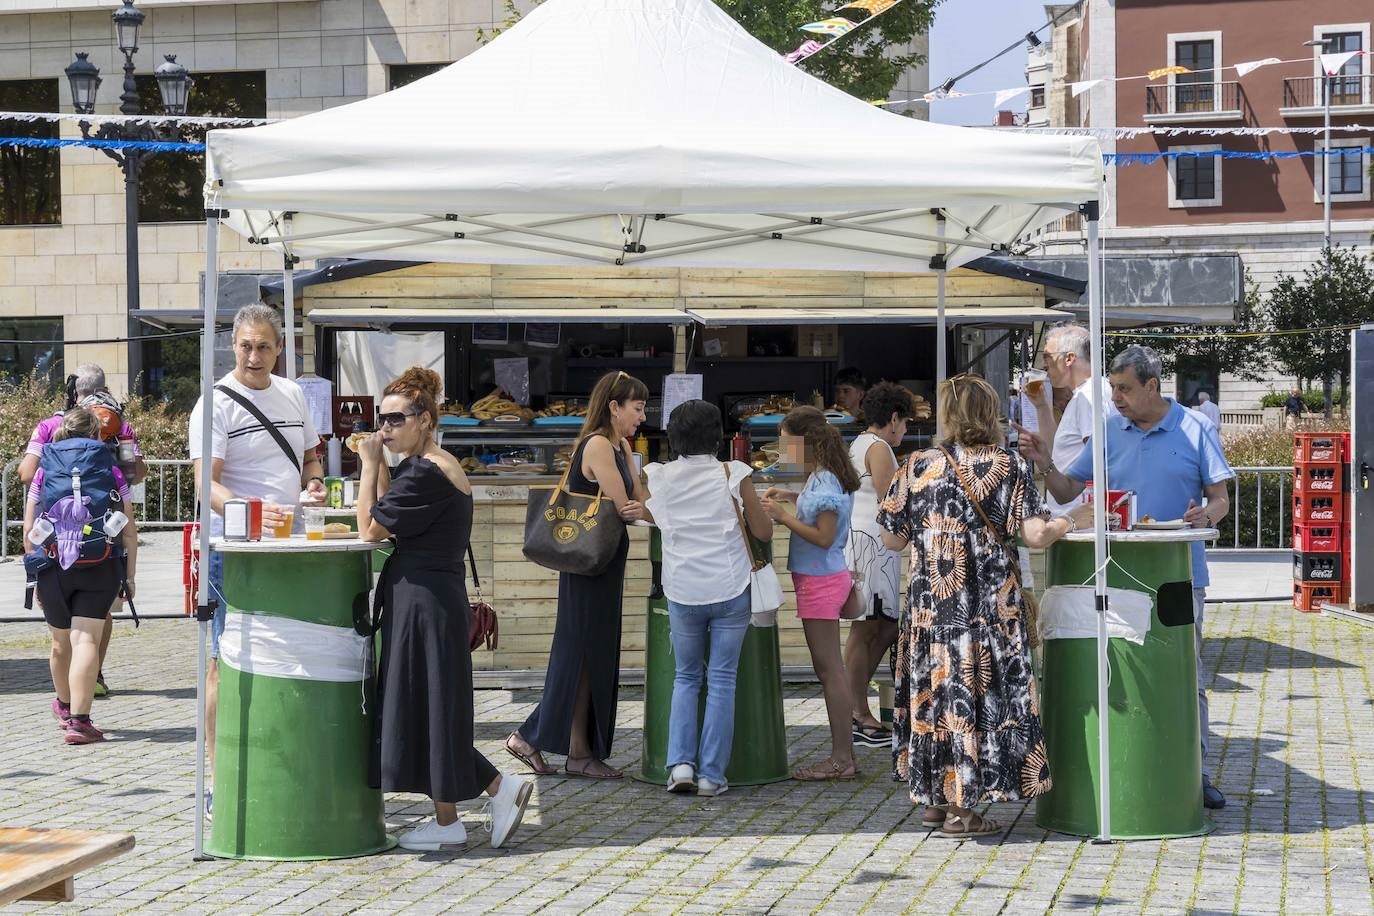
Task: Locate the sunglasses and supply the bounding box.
[377,410,420,429]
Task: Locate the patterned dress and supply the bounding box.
[877,443,1052,808]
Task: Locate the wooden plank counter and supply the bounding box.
[468,482,825,673]
[0,827,134,904]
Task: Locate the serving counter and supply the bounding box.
[208,537,393,861]
[1035,527,1218,841]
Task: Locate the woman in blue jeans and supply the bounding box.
[643,400,773,796]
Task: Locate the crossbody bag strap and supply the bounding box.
[722,463,765,572]
[938,444,1011,549]
[214,384,302,475]
[466,542,484,602]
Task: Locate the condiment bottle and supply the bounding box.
[731,430,749,463]
[633,433,650,465]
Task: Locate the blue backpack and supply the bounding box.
[37,437,123,569]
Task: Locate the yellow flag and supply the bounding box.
[842,0,898,14]
[1147,65,1192,80]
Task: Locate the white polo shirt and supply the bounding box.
[1048,376,1118,516]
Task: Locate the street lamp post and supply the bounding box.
[1304,37,1334,248]
[64,0,191,397]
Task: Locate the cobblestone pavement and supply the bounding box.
[2,603,1372,915]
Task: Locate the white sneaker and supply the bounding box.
[667,764,696,793]
[488,774,533,849]
[398,817,468,851]
[697,778,728,797]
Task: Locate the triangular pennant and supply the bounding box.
[783,39,824,64]
[1234,57,1280,77]
[1147,65,1191,80]
[800,17,856,35]
[840,0,898,14]
[1320,50,1360,76]
[834,6,872,24]
[993,86,1030,108]
[1069,79,1101,97]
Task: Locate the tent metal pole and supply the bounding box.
[934,210,948,439]
[283,213,296,382]
[1083,200,1112,843]
[194,211,222,860]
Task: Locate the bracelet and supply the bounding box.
[1064,515,1077,533]
[308,476,324,485]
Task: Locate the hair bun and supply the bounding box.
[395,366,441,400]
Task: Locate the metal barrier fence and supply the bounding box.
[2,457,196,558]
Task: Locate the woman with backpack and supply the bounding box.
[23,408,139,745]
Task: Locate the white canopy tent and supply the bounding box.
[195,0,1115,854]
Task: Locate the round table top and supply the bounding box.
[1062,526,1218,544]
[211,535,380,553]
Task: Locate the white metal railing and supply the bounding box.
[1216,465,1292,552]
[2,456,196,559]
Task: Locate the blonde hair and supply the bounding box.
[383,366,442,431]
[54,407,101,442]
[937,375,1002,447]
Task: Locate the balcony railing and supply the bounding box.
[1283,74,1374,109]
[1144,81,1243,117]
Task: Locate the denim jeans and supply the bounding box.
[666,588,751,785]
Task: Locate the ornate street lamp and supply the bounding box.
[66,0,193,396]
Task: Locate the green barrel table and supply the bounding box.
[1035,527,1217,840]
[634,527,789,786]
[208,537,394,860]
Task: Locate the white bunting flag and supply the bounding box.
[1069,79,1101,97]
[994,86,1030,108]
[1234,57,1280,77]
[1320,50,1360,76]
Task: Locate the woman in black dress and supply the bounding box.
[357,367,532,852]
[506,371,650,779]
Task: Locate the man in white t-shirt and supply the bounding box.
[189,304,324,816]
[1019,322,1118,516]
[1196,391,1221,428]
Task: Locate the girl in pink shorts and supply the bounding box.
[761,407,861,781]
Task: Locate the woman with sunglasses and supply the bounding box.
[356,367,531,852]
[507,370,650,780]
[878,375,1092,839]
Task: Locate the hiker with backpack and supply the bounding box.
[19,363,146,698]
[22,408,139,745]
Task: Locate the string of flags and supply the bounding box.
[783,0,907,65]
[882,49,1371,109]
[1107,146,1374,166]
[1017,125,1374,138]
[0,111,269,127]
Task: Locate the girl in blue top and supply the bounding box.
[762,406,861,781]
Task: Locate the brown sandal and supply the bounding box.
[791,758,859,781]
[937,811,1001,840]
[921,805,947,828]
[505,734,556,776]
[565,756,623,780]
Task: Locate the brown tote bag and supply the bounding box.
[523,442,625,577]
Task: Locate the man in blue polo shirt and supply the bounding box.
[1020,344,1235,810]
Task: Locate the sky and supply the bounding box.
[926,0,1056,126]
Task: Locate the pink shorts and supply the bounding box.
[792,570,853,620]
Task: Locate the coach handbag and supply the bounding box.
[523,443,625,577]
[724,464,785,616]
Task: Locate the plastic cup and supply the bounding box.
[303,507,326,541]
[1022,367,1048,400]
[270,507,295,539]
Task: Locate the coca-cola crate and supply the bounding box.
[1292,492,1343,523]
[1294,432,1348,463]
[1293,551,1343,583]
[1292,523,1342,553]
[1293,462,1343,494]
[1294,582,1346,613]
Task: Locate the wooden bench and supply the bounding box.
[0,827,135,905]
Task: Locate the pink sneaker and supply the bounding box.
[63,719,105,745]
[51,698,71,729]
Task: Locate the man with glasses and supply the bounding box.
[189,303,325,817]
[1017,322,1117,516]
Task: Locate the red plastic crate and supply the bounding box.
[1293,492,1343,523]
[1293,462,1343,494]
[1292,523,1342,553]
[1294,432,1349,463]
[1294,581,1346,613]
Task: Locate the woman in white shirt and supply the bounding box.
[842,382,916,747]
[644,400,772,797]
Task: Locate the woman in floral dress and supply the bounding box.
[877,375,1092,839]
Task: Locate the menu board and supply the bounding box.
[660,373,704,429]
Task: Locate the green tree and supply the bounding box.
[480,0,939,102]
[1263,246,1374,417]
[1107,270,1269,385]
